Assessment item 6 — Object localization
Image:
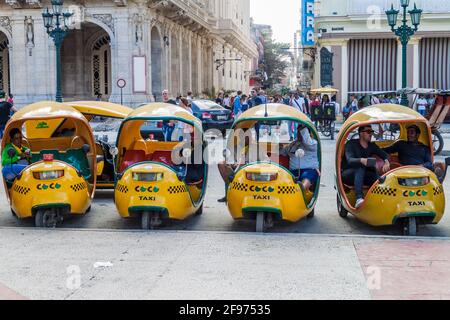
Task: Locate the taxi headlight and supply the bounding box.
[33,170,64,180]
[246,172,278,182]
[132,172,164,182]
[398,177,430,187]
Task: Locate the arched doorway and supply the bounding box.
[171,33,180,96]
[0,32,10,95]
[151,27,163,101]
[61,22,112,100]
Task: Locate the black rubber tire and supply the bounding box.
[403,217,417,236]
[195,204,203,216]
[337,194,348,218]
[35,210,43,228]
[432,129,444,155]
[256,212,265,233]
[307,209,315,219]
[141,212,150,230]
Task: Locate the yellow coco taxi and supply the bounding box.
[225,103,322,232]
[113,103,207,229]
[335,104,450,236]
[65,101,133,189]
[1,101,97,228]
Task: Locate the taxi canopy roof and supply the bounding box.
[233,103,314,130]
[124,103,203,131]
[11,101,89,123]
[344,104,430,125]
[65,101,133,119]
[309,87,339,94]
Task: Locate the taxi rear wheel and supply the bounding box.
[35,209,58,228]
[402,217,417,236]
[307,209,315,219]
[256,212,265,233]
[195,204,203,216]
[141,212,151,230]
[337,194,348,218]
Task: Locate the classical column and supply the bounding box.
[396,39,402,90]
[9,15,28,105]
[410,36,421,88]
[341,39,349,106]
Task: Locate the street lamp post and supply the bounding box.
[386,0,422,106]
[42,0,73,103]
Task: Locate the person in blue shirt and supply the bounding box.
[233,91,242,116]
[382,125,433,170]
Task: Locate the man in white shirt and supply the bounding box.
[291,93,305,113]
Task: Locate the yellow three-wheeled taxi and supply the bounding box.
[336,104,450,236]
[113,103,207,229]
[1,101,97,227]
[225,103,322,232]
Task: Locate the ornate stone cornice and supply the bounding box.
[92,14,115,36]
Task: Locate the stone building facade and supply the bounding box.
[312,0,450,105]
[0,0,258,106]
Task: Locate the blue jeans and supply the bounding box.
[418,109,426,117]
[2,164,28,181]
[0,124,5,140]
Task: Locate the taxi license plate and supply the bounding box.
[217,115,227,120]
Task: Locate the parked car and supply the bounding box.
[191,100,234,134]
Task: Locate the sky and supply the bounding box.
[250,0,301,45]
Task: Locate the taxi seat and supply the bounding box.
[148,150,173,166]
[119,150,146,173]
[70,136,86,149]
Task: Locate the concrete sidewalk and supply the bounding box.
[0,228,449,300]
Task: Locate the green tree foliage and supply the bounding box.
[261,33,291,89]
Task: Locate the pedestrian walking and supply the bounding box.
[162,89,178,141]
[0,91,18,140]
[233,91,242,117]
[416,95,429,117]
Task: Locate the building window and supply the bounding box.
[93,55,100,95]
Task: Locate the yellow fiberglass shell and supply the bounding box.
[343,167,444,226]
[2,101,97,207]
[335,104,444,225]
[227,104,321,222]
[65,101,133,120]
[116,103,203,151]
[115,162,200,220]
[10,160,91,218]
[227,163,313,222]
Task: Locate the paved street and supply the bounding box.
[2,128,450,237]
[1,127,450,300]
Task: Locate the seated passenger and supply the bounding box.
[2,128,31,181]
[280,125,320,191]
[217,135,251,203]
[342,125,390,209]
[382,125,433,170]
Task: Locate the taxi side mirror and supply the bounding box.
[109,146,119,157]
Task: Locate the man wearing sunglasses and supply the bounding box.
[342,125,390,208]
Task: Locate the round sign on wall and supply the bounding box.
[117,79,126,89]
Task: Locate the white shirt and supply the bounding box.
[291,97,305,113]
[416,98,428,111]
